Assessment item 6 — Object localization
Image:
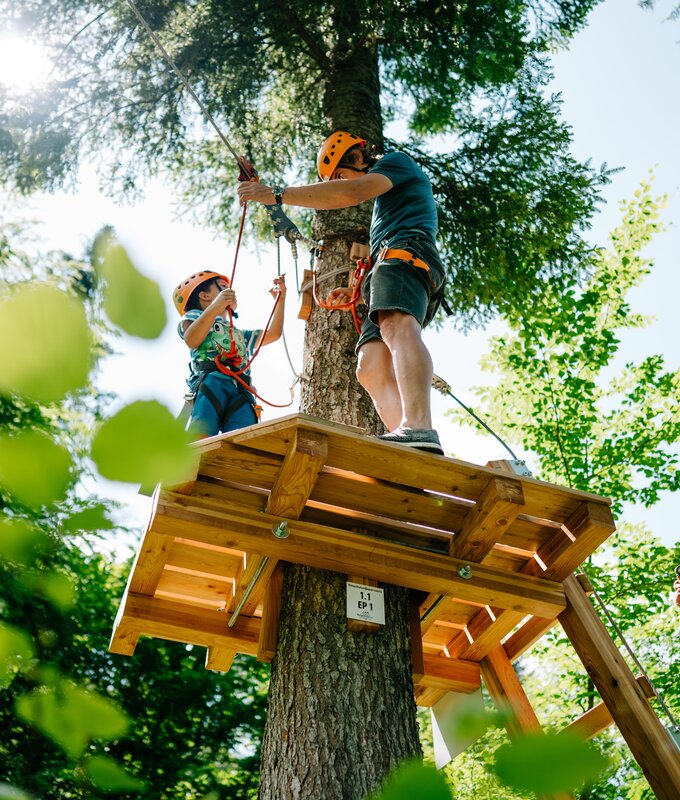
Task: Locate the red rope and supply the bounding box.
[313,258,369,335]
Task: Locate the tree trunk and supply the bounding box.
[258,42,422,800]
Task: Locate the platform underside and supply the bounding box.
[110,413,615,707]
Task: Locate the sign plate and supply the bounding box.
[346,582,385,625]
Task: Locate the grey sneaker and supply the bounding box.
[378,427,444,455]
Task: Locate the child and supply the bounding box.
[173,270,286,437]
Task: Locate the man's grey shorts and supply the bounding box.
[355,256,445,353]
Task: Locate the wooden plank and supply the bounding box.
[166,539,244,578]
[227,553,278,617]
[559,574,680,800]
[257,563,284,663]
[129,526,173,596]
[452,476,525,561]
[227,414,610,522]
[205,647,237,672]
[109,617,140,656]
[560,675,657,741]
[448,610,526,661]
[417,653,481,694]
[116,592,261,656]
[156,568,233,609]
[153,492,567,618]
[480,645,543,738]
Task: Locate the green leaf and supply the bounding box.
[62,504,115,533]
[493,732,609,794]
[0,784,35,800]
[91,400,198,486]
[15,681,129,758]
[0,623,34,687]
[0,284,92,403]
[83,755,146,793]
[94,233,166,339]
[29,570,76,610]
[371,761,451,800]
[0,430,72,508]
[0,516,51,565]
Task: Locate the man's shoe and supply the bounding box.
[378,427,444,455]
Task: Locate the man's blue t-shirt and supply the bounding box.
[178,310,262,388]
[368,151,440,266]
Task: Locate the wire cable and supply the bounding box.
[431,373,519,460]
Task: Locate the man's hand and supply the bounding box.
[326,286,353,306]
[270,275,287,299]
[238,181,275,207]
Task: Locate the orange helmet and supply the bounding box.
[173,271,229,315]
[317,131,366,181]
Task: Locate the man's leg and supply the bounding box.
[377,309,433,431]
[356,338,402,431]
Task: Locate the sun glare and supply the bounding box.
[0,33,52,94]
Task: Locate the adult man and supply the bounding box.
[237,131,445,454]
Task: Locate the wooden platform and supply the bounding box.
[110,413,616,707]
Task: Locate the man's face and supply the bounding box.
[331,164,366,181]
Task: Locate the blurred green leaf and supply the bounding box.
[94,233,166,339]
[0,430,72,507]
[0,623,34,687]
[83,755,146,794]
[0,516,51,565]
[15,681,129,758]
[62,504,115,533]
[0,284,92,403]
[493,732,609,794]
[0,784,35,799]
[370,761,451,800]
[28,570,75,610]
[91,400,198,486]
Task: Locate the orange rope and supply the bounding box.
[313,258,370,335]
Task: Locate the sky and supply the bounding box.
[2,0,678,551]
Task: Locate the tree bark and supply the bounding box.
[258,39,422,800]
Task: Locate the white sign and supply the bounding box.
[346,582,385,625]
[432,689,486,769]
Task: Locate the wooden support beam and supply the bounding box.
[111,592,261,656]
[154,494,567,618]
[417,654,481,695]
[265,429,328,519]
[504,574,594,662]
[410,593,425,684]
[257,563,284,663]
[559,574,680,800]
[205,647,236,672]
[452,476,525,561]
[109,616,140,656]
[227,553,277,616]
[448,609,525,661]
[480,645,543,739]
[129,526,173,596]
[530,502,615,582]
[560,676,656,741]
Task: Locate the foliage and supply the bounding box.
[446,180,679,797]
[0,220,267,798]
[0,0,607,325]
[452,178,679,513]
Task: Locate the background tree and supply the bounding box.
[0,1,614,796]
[446,179,680,798]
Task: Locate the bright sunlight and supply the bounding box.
[0,33,51,94]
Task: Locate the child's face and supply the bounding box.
[202,278,229,304]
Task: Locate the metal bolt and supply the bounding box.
[272,520,289,539]
[458,564,473,580]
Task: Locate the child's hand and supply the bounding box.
[326,286,352,306]
[212,288,237,313]
[270,275,287,298]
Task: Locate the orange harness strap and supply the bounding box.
[314,247,432,334]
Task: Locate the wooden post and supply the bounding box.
[559,574,680,800]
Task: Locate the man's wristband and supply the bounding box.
[273,186,285,205]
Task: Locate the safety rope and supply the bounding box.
[313,257,369,335]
